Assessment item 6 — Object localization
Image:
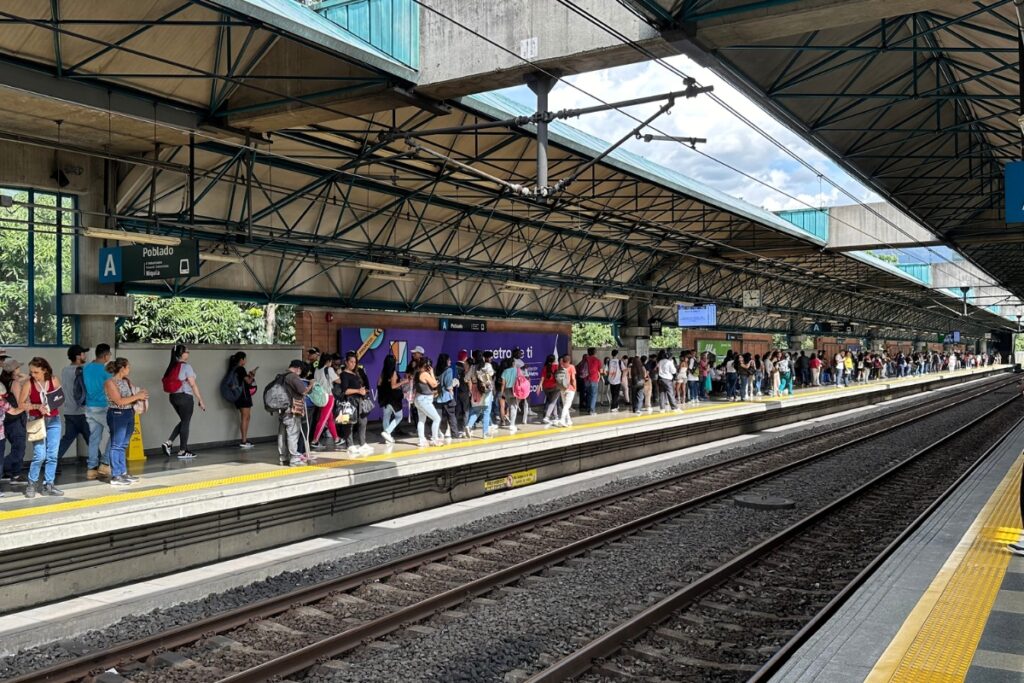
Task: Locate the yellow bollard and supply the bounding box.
[127,413,146,461]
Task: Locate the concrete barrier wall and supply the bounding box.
[5,344,301,451]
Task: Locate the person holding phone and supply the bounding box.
[23,357,64,498]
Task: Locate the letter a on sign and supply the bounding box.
[98,246,122,284]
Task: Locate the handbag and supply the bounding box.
[335,399,356,424]
[45,386,66,411]
[26,417,45,442]
[358,397,375,416]
[128,380,148,415]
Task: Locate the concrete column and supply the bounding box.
[75,158,122,348]
[914,340,927,352]
[787,334,806,353]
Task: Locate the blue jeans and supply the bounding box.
[381,404,402,437]
[585,380,599,413]
[415,394,441,442]
[725,373,738,399]
[106,409,134,478]
[465,393,493,435]
[2,417,26,478]
[28,416,61,485]
[57,413,90,460]
[85,407,110,468]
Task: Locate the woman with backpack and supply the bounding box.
[434,353,459,441]
[225,352,256,449]
[377,355,404,445]
[311,353,343,451]
[538,354,560,425]
[554,354,578,427]
[161,344,205,460]
[464,351,495,438]
[495,357,514,428]
[500,358,531,434]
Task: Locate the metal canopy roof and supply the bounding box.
[0,0,1010,336]
[627,0,1024,299]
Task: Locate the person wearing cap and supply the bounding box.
[57,344,91,465]
[1,358,29,485]
[83,344,113,479]
[302,348,320,381]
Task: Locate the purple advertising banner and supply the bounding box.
[338,326,570,418]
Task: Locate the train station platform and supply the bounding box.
[770,380,1024,683]
[0,365,1011,614]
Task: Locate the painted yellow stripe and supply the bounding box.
[0,368,999,524]
[867,450,1024,683]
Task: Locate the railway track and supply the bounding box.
[5,376,1018,683]
[525,392,1024,682]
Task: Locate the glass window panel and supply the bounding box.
[0,189,30,345]
[33,192,59,345]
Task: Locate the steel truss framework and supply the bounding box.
[0,0,1009,338]
[625,0,1024,302]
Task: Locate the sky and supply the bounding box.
[495,54,881,214]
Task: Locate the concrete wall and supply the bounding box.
[827,202,939,250]
[417,0,662,98]
[5,344,301,452]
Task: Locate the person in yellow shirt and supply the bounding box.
[843,351,854,386]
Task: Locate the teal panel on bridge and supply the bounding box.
[775,208,828,241]
[896,263,931,285]
[313,0,419,69]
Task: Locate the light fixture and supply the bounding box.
[82,228,181,246]
[367,272,414,282]
[603,292,630,301]
[499,287,535,295]
[200,252,243,264]
[355,260,409,274]
[504,280,541,291]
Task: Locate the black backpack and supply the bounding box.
[72,366,86,406]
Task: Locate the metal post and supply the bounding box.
[525,73,557,195]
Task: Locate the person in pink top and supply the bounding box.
[556,354,577,427]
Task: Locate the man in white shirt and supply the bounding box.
[607,349,624,411]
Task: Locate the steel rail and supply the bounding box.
[523,392,1023,682]
[6,376,1013,683]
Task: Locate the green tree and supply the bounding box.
[650,326,681,349]
[572,322,614,348]
[867,250,899,265]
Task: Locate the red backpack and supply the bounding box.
[512,368,531,400]
[162,362,183,393]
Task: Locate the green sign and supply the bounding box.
[122,239,199,281]
[696,339,733,358]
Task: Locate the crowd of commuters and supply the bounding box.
[0,342,1006,482]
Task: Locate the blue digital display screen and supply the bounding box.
[677,304,717,327]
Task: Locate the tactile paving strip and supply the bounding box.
[869,452,1024,682]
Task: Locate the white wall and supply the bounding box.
[6,344,301,451]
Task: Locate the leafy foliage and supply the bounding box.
[650,326,681,349]
[572,322,614,348]
[119,296,296,345]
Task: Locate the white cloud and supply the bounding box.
[502,55,881,213]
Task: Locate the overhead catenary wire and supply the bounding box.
[407,0,1009,328]
[565,0,1014,305]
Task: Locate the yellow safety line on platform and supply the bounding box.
[866,450,1024,683]
[0,368,999,523]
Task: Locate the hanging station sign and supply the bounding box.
[99,239,200,283]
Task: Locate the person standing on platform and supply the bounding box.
[103,358,148,486]
[83,344,113,480]
[656,350,680,410]
[226,352,257,449]
[23,357,64,498]
[414,356,442,448]
[302,347,320,381]
[796,351,809,388]
[465,351,496,438]
[279,359,311,466]
[434,353,458,442]
[378,354,404,445]
[607,349,624,412]
[455,351,471,437]
[1,358,28,486]
[340,352,372,455]
[809,352,822,386]
[555,354,578,427]
[538,354,560,424]
[584,347,602,415]
[160,344,206,460]
[57,345,91,467]
[627,355,647,413]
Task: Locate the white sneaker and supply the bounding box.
[382,432,395,444]
[418,440,429,448]
[361,444,374,454]
[509,426,518,435]
[542,417,551,424]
